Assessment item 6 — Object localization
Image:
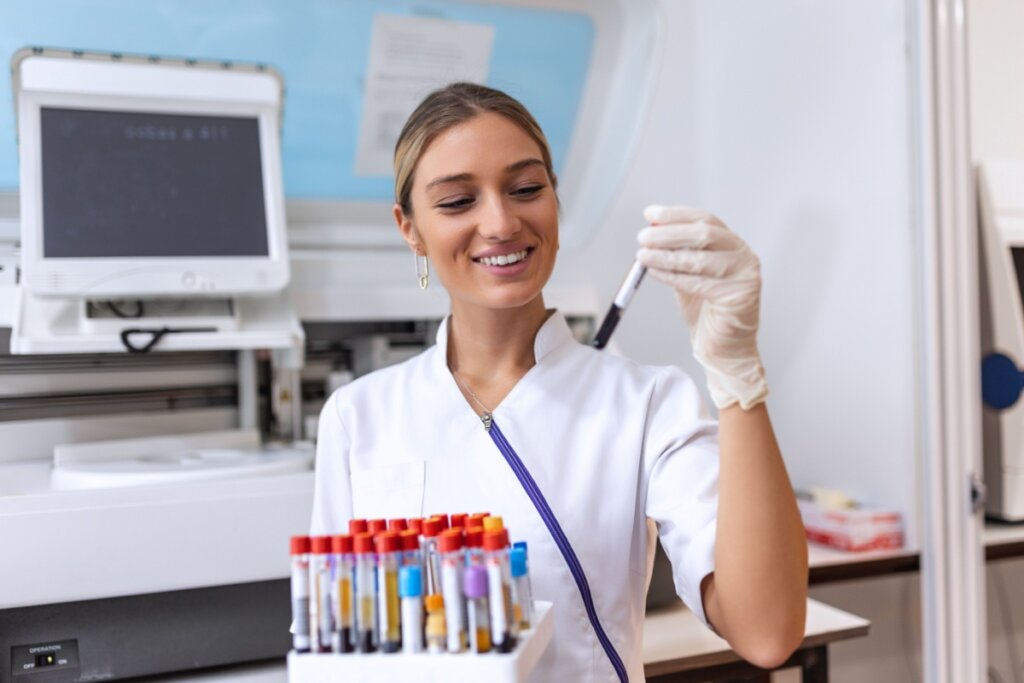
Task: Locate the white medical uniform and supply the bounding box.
[311,311,719,682]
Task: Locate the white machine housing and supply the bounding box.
[978,160,1024,520]
[14,49,290,299]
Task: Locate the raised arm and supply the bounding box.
[637,205,808,668]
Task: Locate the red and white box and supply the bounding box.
[798,498,904,551]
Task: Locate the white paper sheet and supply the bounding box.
[355,14,496,177]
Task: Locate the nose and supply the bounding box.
[478,193,520,241]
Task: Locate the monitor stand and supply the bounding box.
[12,287,303,356]
[81,298,239,335]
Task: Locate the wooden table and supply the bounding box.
[807,542,919,583]
[642,598,870,683]
[984,520,1024,561]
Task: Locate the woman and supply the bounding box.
[311,82,808,681]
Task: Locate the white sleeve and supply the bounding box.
[309,392,354,535]
[643,367,720,628]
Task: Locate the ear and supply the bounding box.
[394,203,424,256]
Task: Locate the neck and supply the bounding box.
[446,296,551,391]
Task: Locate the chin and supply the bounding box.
[465,283,546,311]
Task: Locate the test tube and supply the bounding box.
[509,546,533,630]
[375,532,402,653]
[330,534,355,653]
[420,517,444,596]
[513,543,534,621]
[482,515,504,533]
[368,518,387,535]
[400,529,422,567]
[450,513,468,530]
[309,536,333,653]
[424,594,447,654]
[432,513,451,530]
[353,532,377,652]
[399,565,424,654]
[467,514,488,530]
[464,527,485,566]
[349,518,368,535]
[463,564,492,653]
[289,536,311,653]
[438,529,467,653]
[483,528,518,652]
[388,518,408,533]
[407,518,423,534]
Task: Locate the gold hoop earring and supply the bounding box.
[415,253,429,290]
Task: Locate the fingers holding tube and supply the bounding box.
[636,247,740,278]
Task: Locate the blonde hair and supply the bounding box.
[393,82,557,215]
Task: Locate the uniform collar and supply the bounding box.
[434,309,575,368]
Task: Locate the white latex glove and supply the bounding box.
[636,205,768,410]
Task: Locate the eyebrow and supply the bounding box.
[424,158,546,190]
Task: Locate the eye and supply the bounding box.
[511,184,545,198]
[435,196,475,211]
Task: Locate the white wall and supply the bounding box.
[968,0,1024,161]
[559,0,919,539]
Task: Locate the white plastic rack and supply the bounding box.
[287,600,553,683]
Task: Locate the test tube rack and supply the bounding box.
[287,600,553,683]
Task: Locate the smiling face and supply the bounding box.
[395,111,559,313]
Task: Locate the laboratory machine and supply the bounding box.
[0,48,312,682]
[978,159,1024,521]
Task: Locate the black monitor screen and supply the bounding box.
[40,107,269,258]
[1013,247,1024,310]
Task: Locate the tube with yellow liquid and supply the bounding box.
[353,532,377,652]
[375,532,402,653]
[330,534,354,653]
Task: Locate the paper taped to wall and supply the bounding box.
[355,14,495,176]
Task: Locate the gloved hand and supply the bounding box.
[636,205,768,410]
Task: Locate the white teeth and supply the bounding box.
[478,249,528,267]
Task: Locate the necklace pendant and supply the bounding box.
[481,411,493,432]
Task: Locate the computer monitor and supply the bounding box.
[14,50,289,298]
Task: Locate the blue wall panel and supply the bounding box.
[0,1,593,200]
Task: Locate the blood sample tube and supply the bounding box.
[376,532,402,653]
[353,532,377,652]
[309,535,333,653]
[388,518,408,533]
[483,528,517,652]
[438,529,467,652]
[289,536,311,653]
[509,546,533,630]
[450,513,468,530]
[368,518,387,535]
[463,564,492,653]
[407,517,423,534]
[399,565,424,654]
[348,519,368,535]
[331,534,354,653]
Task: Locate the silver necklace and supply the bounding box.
[450,368,494,431]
